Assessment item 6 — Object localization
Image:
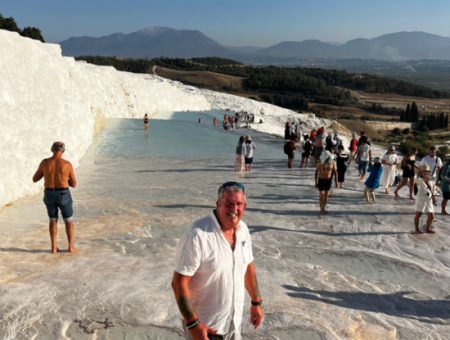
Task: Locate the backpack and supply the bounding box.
[284,142,291,154]
[304,141,312,153]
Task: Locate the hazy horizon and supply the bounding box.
[2,0,450,47]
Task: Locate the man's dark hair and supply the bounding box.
[338,145,344,150]
[430,146,437,151]
[290,134,298,141]
[51,142,65,152]
[360,136,368,144]
[360,131,366,135]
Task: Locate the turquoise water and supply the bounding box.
[90,112,283,159]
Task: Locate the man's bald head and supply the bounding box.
[51,142,65,153]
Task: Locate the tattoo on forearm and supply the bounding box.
[254,275,261,299]
[178,296,195,320]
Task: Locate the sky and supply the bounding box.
[2,0,450,47]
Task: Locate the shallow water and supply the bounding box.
[1,111,450,340]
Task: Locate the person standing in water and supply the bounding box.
[213,117,218,127]
[380,146,398,194]
[335,145,349,188]
[394,147,419,200]
[235,136,246,172]
[364,157,383,203]
[143,114,149,130]
[299,135,312,169]
[414,165,437,234]
[32,142,78,253]
[347,132,358,165]
[355,136,372,180]
[284,135,298,169]
[244,136,256,172]
[315,150,338,216]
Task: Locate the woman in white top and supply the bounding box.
[380,146,399,194]
[414,165,437,234]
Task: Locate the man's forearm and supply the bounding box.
[172,273,198,323]
[245,263,261,301]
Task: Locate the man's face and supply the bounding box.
[429,149,437,158]
[216,190,247,230]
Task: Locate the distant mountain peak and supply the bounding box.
[137,26,174,36]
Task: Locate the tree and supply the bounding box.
[445,114,449,128]
[20,27,45,42]
[0,15,21,33]
[400,110,406,122]
[439,112,445,129]
[411,102,419,122]
[405,104,411,122]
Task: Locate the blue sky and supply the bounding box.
[3,0,450,46]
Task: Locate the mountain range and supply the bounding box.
[59,27,450,62]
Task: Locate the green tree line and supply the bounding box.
[77,56,449,101]
[0,13,45,42]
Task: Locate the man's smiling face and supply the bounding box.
[216,190,246,231]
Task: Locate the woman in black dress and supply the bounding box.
[336,145,349,188]
[394,147,419,200]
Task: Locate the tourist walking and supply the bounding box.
[394,148,419,200]
[284,135,298,169]
[213,117,218,127]
[380,146,399,194]
[315,151,338,216]
[364,157,383,203]
[235,136,246,171]
[348,132,358,165]
[143,114,149,130]
[414,165,437,234]
[244,136,256,172]
[438,156,450,215]
[296,122,303,139]
[32,142,77,253]
[299,135,312,169]
[420,147,442,185]
[290,122,296,139]
[310,128,317,142]
[313,133,325,163]
[325,133,336,152]
[285,122,291,140]
[171,182,263,340]
[336,145,349,188]
[355,136,372,180]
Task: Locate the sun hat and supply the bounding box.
[246,135,252,141]
[389,145,395,151]
[373,157,381,164]
[419,165,431,172]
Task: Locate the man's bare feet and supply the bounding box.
[51,247,60,253]
[324,209,329,214]
[426,229,436,234]
[340,184,344,188]
[394,192,400,197]
[69,246,78,253]
[385,189,390,194]
[409,197,415,201]
[442,212,449,216]
[415,229,424,234]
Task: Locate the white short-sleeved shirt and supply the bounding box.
[175,212,254,338]
[420,155,442,178]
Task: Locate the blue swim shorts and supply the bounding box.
[43,188,73,222]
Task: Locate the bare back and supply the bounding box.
[34,157,76,189]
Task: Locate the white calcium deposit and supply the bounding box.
[0,30,210,208]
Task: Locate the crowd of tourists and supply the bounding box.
[281,121,450,233]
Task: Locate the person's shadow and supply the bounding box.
[283,285,450,323]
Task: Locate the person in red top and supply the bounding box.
[310,128,317,141]
[348,132,358,165]
[317,126,325,135]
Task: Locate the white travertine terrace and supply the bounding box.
[0,30,210,207]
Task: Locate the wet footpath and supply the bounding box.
[1,112,450,340]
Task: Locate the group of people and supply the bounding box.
[235,136,256,172]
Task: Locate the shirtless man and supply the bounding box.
[33,142,78,253]
[315,151,338,216]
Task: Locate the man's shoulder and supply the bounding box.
[185,214,216,235]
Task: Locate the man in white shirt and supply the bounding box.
[172,182,263,340]
[289,122,296,138]
[420,147,442,184]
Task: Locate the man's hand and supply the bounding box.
[437,181,441,186]
[315,183,318,189]
[250,305,264,329]
[189,323,217,340]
